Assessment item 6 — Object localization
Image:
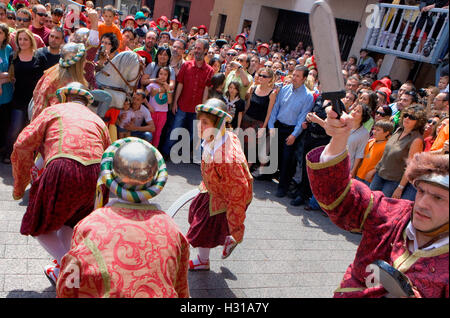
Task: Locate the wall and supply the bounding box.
[209,0,245,38]
[152,0,215,31]
[253,6,279,43]
[187,0,215,31]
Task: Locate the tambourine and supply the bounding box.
[372,260,415,298]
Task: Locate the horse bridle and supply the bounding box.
[97,54,145,98]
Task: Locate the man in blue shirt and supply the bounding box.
[268,65,314,197]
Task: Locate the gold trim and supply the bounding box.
[110,202,160,211]
[393,230,449,273]
[350,194,374,233]
[306,148,348,170]
[83,237,111,298]
[318,180,353,211]
[45,154,102,167]
[334,287,365,293]
[397,245,449,273]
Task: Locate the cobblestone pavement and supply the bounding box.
[0,161,360,298]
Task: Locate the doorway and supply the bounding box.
[173,0,191,26]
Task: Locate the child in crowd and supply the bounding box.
[116,98,134,139]
[223,81,245,129]
[98,5,123,51]
[356,120,394,185]
[145,66,172,148]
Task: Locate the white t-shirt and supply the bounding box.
[131,105,153,127]
[117,109,134,128]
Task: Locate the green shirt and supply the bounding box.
[133,46,158,62]
[224,69,253,100]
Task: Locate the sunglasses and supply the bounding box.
[259,74,271,78]
[16,17,31,22]
[403,113,417,120]
[428,119,438,124]
[376,111,386,116]
[36,12,48,17]
[7,16,15,20]
[227,53,237,56]
[235,48,243,51]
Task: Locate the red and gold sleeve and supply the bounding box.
[11,111,53,199]
[214,162,252,243]
[306,146,376,233]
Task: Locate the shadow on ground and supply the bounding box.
[188,266,238,298]
[6,287,56,298]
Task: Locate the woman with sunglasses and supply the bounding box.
[424,115,445,151]
[241,67,277,172]
[370,104,426,200]
[374,105,392,122]
[2,28,44,163]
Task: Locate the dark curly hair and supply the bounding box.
[101,32,119,54]
[400,104,428,135]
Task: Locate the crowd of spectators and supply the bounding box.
[0,0,448,213]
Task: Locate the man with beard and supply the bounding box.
[29,4,51,46]
[162,38,214,159]
[35,27,64,71]
[134,29,158,64]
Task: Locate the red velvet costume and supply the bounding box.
[56,202,190,298]
[306,146,449,298]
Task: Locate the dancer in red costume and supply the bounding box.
[56,138,190,298]
[306,106,449,298]
[11,82,111,286]
[187,98,253,271]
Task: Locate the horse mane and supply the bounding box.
[96,51,142,89]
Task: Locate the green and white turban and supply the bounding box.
[56,82,95,107]
[59,42,86,68]
[95,137,168,209]
[196,98,232,138]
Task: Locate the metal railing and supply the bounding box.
[363,3,449,64]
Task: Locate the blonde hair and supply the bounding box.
[43,53,88,88]
[14,28,37,58]
[304,74,316,91]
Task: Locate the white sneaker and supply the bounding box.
[189,256,210,271]
[44,259,60,286]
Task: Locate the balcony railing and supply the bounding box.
[362,3,449,64]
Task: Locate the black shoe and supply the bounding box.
[290,195,305,206]
[275,188,287,198]
[252,170,273,181]
[287,189,300,199]
[288,180,298,193]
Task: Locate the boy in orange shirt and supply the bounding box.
[98,5,123,51]
[355,120,394,185]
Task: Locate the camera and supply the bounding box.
[417,88,428,98]
[275,70,287,76]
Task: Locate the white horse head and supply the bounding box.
[95,51,144,110]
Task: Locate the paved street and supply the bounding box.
[0,160,361,298]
